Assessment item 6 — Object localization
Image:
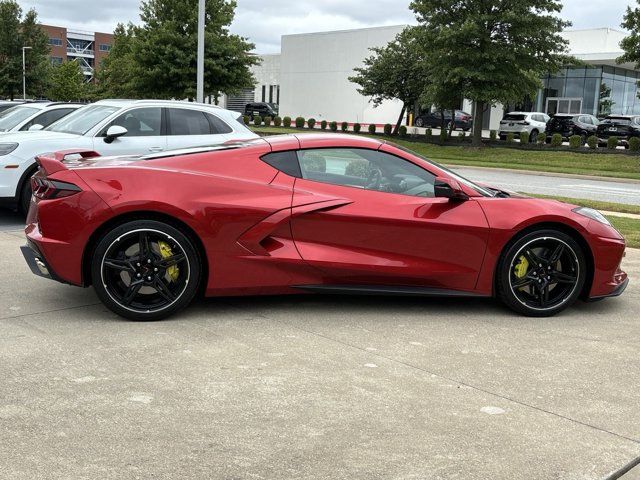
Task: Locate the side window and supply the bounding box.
[100,107,161,137]
[297,148,436,198]
[167,108,211,135]
[206,113,233,134]
[20,108,75,131]
[261,151,301,177]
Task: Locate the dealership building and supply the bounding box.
[235,26,639,130]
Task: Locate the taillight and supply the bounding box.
[31,177,81,199]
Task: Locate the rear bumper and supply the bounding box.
[20,240,68,284]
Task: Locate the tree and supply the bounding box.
[46,60,85,101]
[0,1,49,99]
[619,2,640,96]
[349,27,426,134]
[131,0,258,101]
[95,23,141,99]
[410,0,573,146]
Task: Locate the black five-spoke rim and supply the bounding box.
[101,229,190,313]
[509,237,579,311]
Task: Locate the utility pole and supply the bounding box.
[196,0,205,103]
[22,46,32,100]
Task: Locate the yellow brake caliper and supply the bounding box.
[514,255,529,288]
[158,241,179,282]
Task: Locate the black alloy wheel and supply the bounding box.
[497,230,586,317]
[415,118,425,128]
[529,130,539,143]
[91,220,201,321]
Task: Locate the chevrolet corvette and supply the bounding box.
[21,134,628,320]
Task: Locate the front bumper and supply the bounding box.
[589,275,629,300]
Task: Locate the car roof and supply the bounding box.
[605,114,638,118]
[264,133,384,151]
[93,99,224,110]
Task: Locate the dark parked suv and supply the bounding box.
[596,115,640,147]
[414,110,473,131]
[545,114,599,143]
[244,102,278,118]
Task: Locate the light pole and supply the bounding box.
[196,0,205,103]
[22,46,32,100]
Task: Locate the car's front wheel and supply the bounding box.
[415,118,424,127]
[496,229,586,317]
[91,220,202,321]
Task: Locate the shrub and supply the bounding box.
[242,115,250,125]
[399,125,408,137]
[300,152,326,173]
[425,128,432,140]
[329,121,338,132]
[607,136,619,150]
[538,134,547,145]
[587,135,597,149]
[551,133,563,147]
[263,116,272,127]
[283,116,292,128]
[629,137,640,152]
[341,121,349,132]
[345,159,369,178]
[457,131,465,139]
[368,124,376,134]
[307,118,316,129]
[569,135,582,149]
[353,123,361,133]
[506,132,515,143]
[439,129,447,142]
[519,131,530,144]
[295,117,305,128]
[320,120,327,130]
[489,130,497,141]
[253,115,262,127]
[383,124,393,136]
[273,116,282,127]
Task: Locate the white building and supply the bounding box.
[239,26,636,130]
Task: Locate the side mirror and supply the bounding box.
[434,177,469,201]
[28,124,43,131]
[104,125,128,144]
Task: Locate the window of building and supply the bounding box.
[50,56,63,65]
[49,38,62,46]
[261,85,266,102]
[296,148,436,198]
[99,44,111,52]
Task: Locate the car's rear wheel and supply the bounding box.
[20,179,32,215]
[529,130,539,143]
[580,132,588,145]
[415,118,424,127]
[497,229,586,317]
[91,220,201,321]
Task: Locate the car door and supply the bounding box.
[165,107,231,150]
[93,107,166,156]
[289,146,490,291]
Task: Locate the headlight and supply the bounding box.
[573,207,611,226]
[0,143,18,156]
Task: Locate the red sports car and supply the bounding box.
[21,134,628,320]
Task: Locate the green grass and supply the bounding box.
[252,126,640,180]
[608,217,640,248]
[528,195,640,215]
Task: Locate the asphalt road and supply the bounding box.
[1,227,639,479]
[453,166,640,205]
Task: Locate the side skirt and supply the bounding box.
[292,284,490,298]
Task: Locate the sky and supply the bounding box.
[17,0,639,54]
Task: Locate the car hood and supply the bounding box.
[0,130,82,143]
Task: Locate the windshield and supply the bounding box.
[47,105,119,135]
[389,142,493,197]
[601,117,632,125]
[0,106,39,132]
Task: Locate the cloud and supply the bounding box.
[16,0,638,53]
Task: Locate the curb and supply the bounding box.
[444,164,640,185]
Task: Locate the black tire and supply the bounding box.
[529,130,539,143]
[415,118,424,128]
[91,220,202,321]
[19,177,33,215]
[496,229,586,317]
[447,121,456,131]
[580,133,587,145]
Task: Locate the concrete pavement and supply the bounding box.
[452,166,640,205]
[0,227,639,479]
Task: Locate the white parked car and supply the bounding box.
[498,111,550,143]
[0,99,257,212]
[0,102,83,133]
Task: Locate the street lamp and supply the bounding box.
[22,46,32,100]
[196,0,205,103]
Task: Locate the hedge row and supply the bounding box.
[246,115,640,151]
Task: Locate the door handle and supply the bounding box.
[148,147,164,152]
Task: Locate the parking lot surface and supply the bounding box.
[1,227,639,479]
